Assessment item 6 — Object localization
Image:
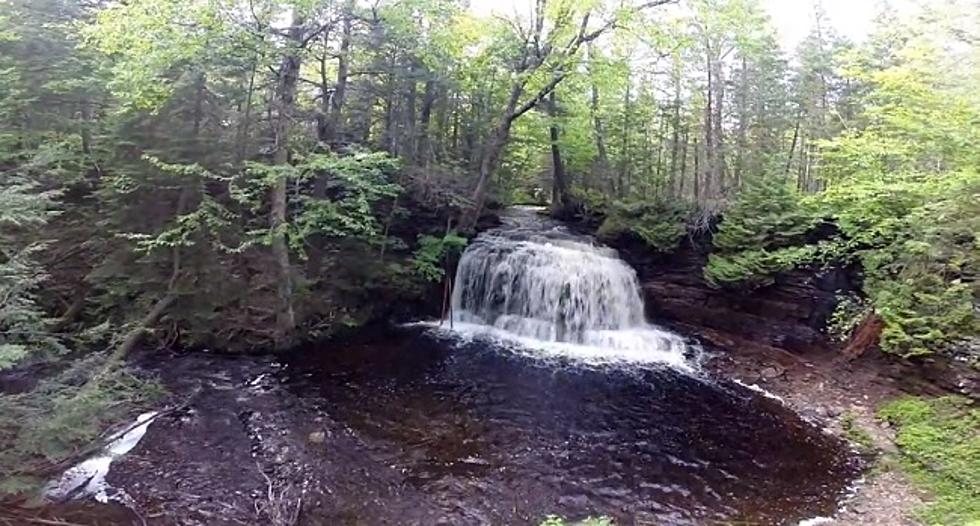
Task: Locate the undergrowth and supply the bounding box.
[0,354,164,495]
[596,198,691,252]
[878,396,979,525]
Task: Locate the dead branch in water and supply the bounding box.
[253,466,302,526]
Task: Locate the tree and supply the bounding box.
[464,0,672,227]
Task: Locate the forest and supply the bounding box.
[0,0,977,523]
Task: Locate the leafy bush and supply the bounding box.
[702,165,978,357]
[412,232,468,282]
[703,175,821,288]
[827,294,872,343]
[878,396,979,525]
[597,198,691,252]
[0,174,63,370]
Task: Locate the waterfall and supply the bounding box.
[448,207,691,367]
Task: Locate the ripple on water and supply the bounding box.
[283,326,861,525]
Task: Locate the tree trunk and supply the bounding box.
[112,185,192,362]
[468,120,512,227]
[465,82,523,228]
[237,57,258,163]
[654,107,667,196]
[797,135,807,191]
[693,137,701,204]
[415,78,436,166]
[315,28,332,143]
[668,67,681,197]
[450,92,460,154]
[703,51,714,202]
[324,15,351,146]
[711,50,725,197]
[402,62,417,158]
[381,56,396,154]
[734,56,748,189]
[678,127,688,198]
[80,102,93,157]
[548,91,570,215]
[785,112,801,179]
[269,14,303,348]
[619,75,631,197]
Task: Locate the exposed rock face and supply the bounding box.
[605,231,979,399]
[607,234,854,356]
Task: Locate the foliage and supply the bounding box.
[412,232,468,282]
[0,174,62,370]
[826,294,871,343]
[840,410,875,451]
[703,174,822,288]
[0,0,978,500]
[700,10,980,355]
[290,150,402,245]
[0,354,165,494]
[878,396,980,525]
[597,198,691,252]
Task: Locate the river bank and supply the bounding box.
[702,337,929,525]
[603,220,977,525]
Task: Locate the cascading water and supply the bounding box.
[448,207,692,368]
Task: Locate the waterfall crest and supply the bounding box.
[449,207,691,367]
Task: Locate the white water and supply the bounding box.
[45,411,158,503]
[448,208,692,369]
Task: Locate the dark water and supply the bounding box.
[27,209,860,525]
[284,326,859,525]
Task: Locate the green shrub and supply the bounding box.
[412,232,468,282]
[703,169,979,356]
[840,410,875,451]
[0,354,164,495]
[597,198,691,252]
[703,174,820,289]
[878,396,980,525]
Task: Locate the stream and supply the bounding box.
[37,207,860,525]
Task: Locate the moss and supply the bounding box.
[877,396,980,525]
[840,410,876,451]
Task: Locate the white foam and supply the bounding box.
[798,517,834,526]
[45,411,158,503]
[427,321,695,372]
[732,379,787,404]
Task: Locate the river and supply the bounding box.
[33,207,860,525]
